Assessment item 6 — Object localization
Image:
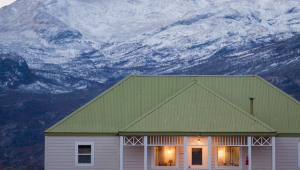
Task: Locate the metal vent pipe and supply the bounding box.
[249,97,255,116]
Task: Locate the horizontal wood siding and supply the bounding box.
[276,137,300,169]
[45,136,119,170]
[123,146,143,170]
[252,146,272,169]
[45,137,300,170]
[211,146,215,168]
[123,146,151,170]
[179,146,184,168]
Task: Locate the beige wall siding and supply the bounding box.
[45,136,119,170]
[123,146,143,170]
[211,146,216,168]
[252,146,272,169]
[276,137,300,170]
[123,146,151,170]
[241,146,271,170]
[45,136,300,170]
[179,146,184,168]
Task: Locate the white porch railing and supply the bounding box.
[252,137,272,146]
[212,136,248,146]
[148,136,184,146]
[120,136,276,170]
[123,136,272,146]
[187,136,208,146]
[123,136,143,146]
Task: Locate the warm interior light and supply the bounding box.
[168,149,171,153]
[218,150,222,153]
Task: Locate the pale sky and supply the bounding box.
[0,0,17,8]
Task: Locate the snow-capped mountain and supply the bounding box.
[1,0,300,169]
[1,0,300,92]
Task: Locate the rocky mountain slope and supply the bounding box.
[0,0,300,169]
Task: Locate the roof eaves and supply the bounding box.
[44,75,133,133]
[194,81,277,132]
[119,81,198,132]
[44,132,118,136]
[131,74,255,77]
[119,132,277,136]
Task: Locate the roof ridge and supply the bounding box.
[119,81,198,132]
[194,82,276,132]
[44,75,133,133]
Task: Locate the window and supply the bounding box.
[217,146,240,167]
[75,142,94,166]
[152,146,179,169]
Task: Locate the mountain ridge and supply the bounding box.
[1,0,300,169]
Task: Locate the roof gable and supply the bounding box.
[120,81,276,134]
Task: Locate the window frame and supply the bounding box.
[75,142,94,166]
[215,146,242,169]
[151,146,179,169]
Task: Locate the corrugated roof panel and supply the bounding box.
[121,82,275,133]
[250,77,270,125]
[122,76,141,126]
[255,76,300,133]
[288,100,300,132]
[140,76,159,116]
[230,76,251,114]
[269,86,288,131]
[45,75,300,135]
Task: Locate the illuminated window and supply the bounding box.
[217,146,240,167]
[154,146,176,167]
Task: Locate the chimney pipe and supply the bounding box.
[249,97,255,116]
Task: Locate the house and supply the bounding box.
[44,75,300,170]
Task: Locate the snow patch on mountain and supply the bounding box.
[0,0,300,93]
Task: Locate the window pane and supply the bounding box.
[78,145,91,154]
[78,155,91,163]
[154,146,176,166]
[218,146,239,166]
[192,148,202,165]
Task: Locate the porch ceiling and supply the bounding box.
[120,81,276,135]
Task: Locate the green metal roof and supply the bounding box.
[45,75,300,136]
[120,81,276,135]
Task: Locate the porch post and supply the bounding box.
[144,136,147,170]
[248,136,252,170]
[184,136,187,170]
[272,136,275,170]
[120,136,123,170]
[208,136,212,170]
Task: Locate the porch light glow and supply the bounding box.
[168,149,171,153]
[218,150,222,153]
[197,138,200,144]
